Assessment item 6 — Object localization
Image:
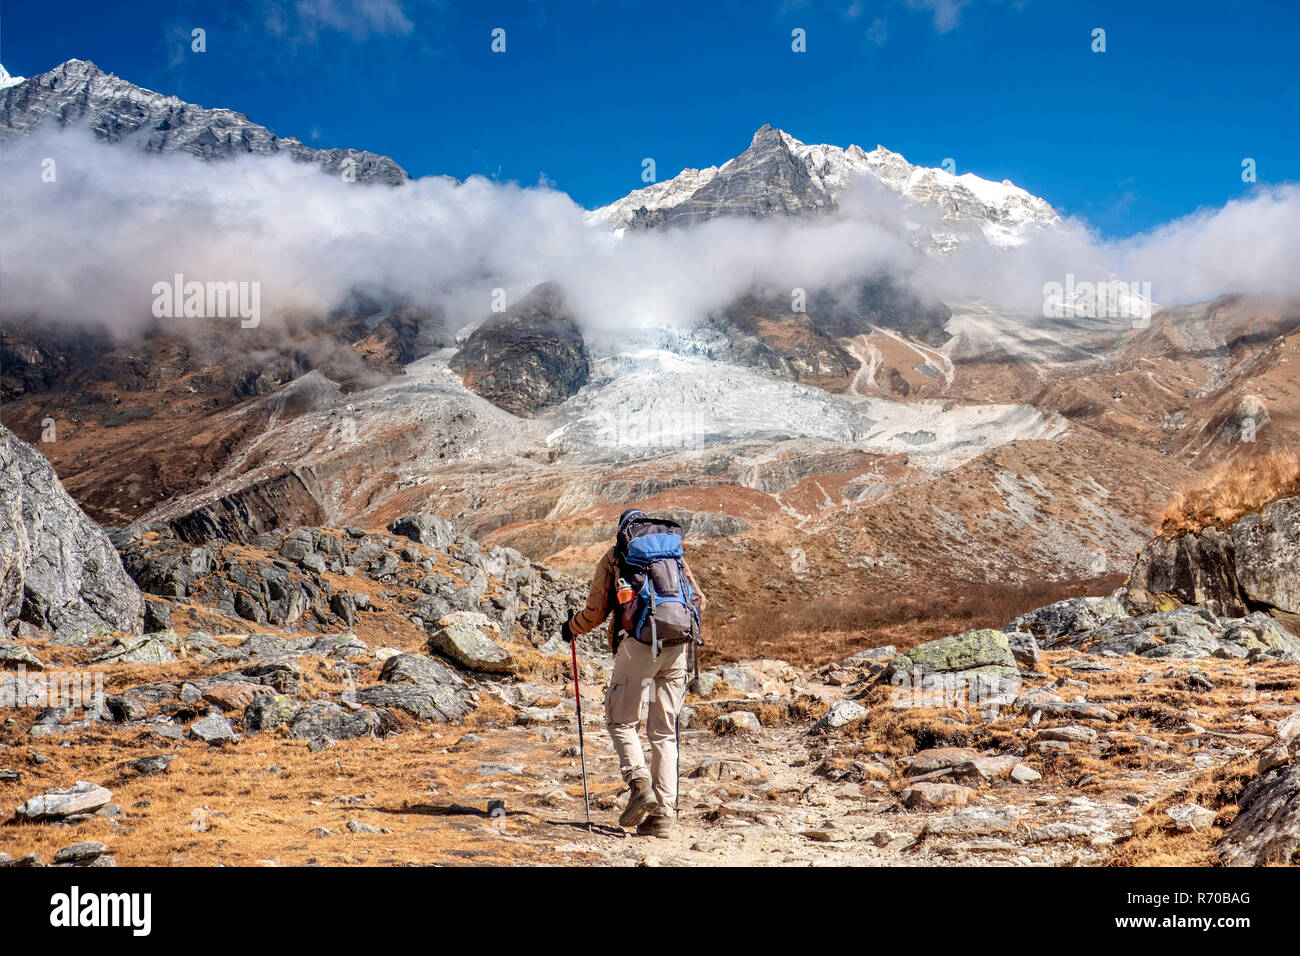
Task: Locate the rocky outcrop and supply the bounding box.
[1,59,409,184]
[884,628,1021,703]
[710,294,858,391]
[1232,497,1300,617]
[449,282,590,417]
[116,514,585,641]
[1125,494,1300,630]
[164,469,328,545]
[1124,527,1247,617]
[626,125,832,231]
[1010,597,1300,661]
[1,424,144,637]
[1219,756,1300,866]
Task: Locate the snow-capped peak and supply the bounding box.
[589,125,1061,250]
[0,63,25,89]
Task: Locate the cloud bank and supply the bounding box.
[2,126,1298,344]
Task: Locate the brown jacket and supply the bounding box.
[569,546,706,651]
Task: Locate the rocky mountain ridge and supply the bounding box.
[588,124,1061,250]
[0,59,409,184]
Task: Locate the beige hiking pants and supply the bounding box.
[604,638,689,816]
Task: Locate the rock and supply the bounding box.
[1010,596,1128,645]
[478,763,525,776]
[289,701,382,740]
[715,663,762,692]
[124,754,173,775]
[1124,496,1300,624]
[813,700,868,731]
[885,629,1021,704]
[1276,708,1300,745]
[1005,631,1041,668]
[190,715,237,745]
[515,706,557,725]
[689,759,766,782]
[906,747,1017,782]
[0,644,44,669]
[1036,725,1098,744]
[329,591,356,628]
[355,684,474,722]
[1024,823,1093,844]
[387,514,456,550]
[714,711,761,735]
[1231,497,1300,615]
[0,425,145,637]
[1219,760,1300,865]
[427,619,515,674]
[346,820,390,835]
[53,841,107,864]
[448,282,590,417]
[201,681,264,712]
[379,652,465,687]
[1257,743,1290,774]
[1010,764,1042,784]
[928,805,1020,835]
[1125,528,1247,617]
[899,782,972,809]
[16,781,113,820]
[908,747,980,776]
[243,692,298,732]
[1166,802,1217,832]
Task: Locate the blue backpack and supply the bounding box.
[616,515,702,658]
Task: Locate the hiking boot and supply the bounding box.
[636,811,675,839]
[618,777,659,829]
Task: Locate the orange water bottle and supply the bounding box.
[616,577,634,604]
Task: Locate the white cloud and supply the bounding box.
[2,125,1298,345]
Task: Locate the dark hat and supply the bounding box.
[617,508,645,532]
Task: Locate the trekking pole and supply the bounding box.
[674,708,681,814]
[569,638,592,831]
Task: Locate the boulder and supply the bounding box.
[388,514,455,550]
[242,692,298,732]
[714,711,761,735]
[379,652,466,687]
[355,683,474,722]
[16,781,113,820]
[190,715,238,746]
[289,701,382,740]
[1231,497,1300,616]
[1125,528,1246,617]
[1124,495,1300,625]
[885,629,1021,705]
[428,618,515,674]
[53,841,108,864]
[1219,760,1300,865]
[1008,596,1127,646]
[0,425,145,637]
[1166,802,1217,833]
[899,782,972,809]
[813,700,869,731]
[689,759,766,782]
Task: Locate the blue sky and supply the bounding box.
[3,0,1297,237]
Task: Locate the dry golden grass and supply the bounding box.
[711,575,1125,668]
[0,721,604,867]
[1160,449,1300,535]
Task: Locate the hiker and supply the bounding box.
[561,509,705,838]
